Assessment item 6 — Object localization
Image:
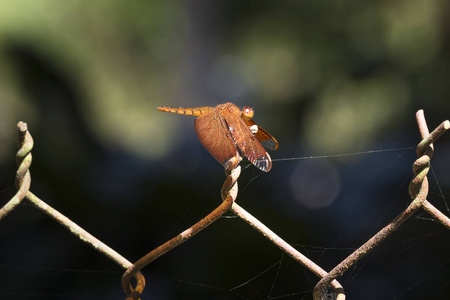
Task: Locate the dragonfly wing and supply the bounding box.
[223,105,272,172]
[194,110,240,169]
[242,118,279,150]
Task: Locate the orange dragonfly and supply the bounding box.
[157,102,278,172]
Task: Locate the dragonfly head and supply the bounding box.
[241,106,254,120]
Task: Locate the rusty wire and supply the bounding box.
[121,165,241,299]
[0,122,32,220]
[0,122,145,296]
[2,110,449,299]
[231,202,346,299]
[313,110,450,299]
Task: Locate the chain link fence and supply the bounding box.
[1,110,449,299]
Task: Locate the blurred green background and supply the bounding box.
[1,1,449,299]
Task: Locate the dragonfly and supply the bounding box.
[157,102,278,172]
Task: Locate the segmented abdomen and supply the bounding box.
[157,106,214,116]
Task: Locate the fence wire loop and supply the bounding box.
[1,122,147,298]
[121,165,240,299]
[313,110,449,299]
[15,122,33,187]
[0,122,33,220]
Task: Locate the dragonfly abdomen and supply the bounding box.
[157,106,214,116]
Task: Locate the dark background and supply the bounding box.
[1,1,450,299]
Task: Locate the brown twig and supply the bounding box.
[313,110,449,299]
[121,166,241,299]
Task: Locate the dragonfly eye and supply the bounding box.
[249,124,258,134]
[242,106,254,120]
